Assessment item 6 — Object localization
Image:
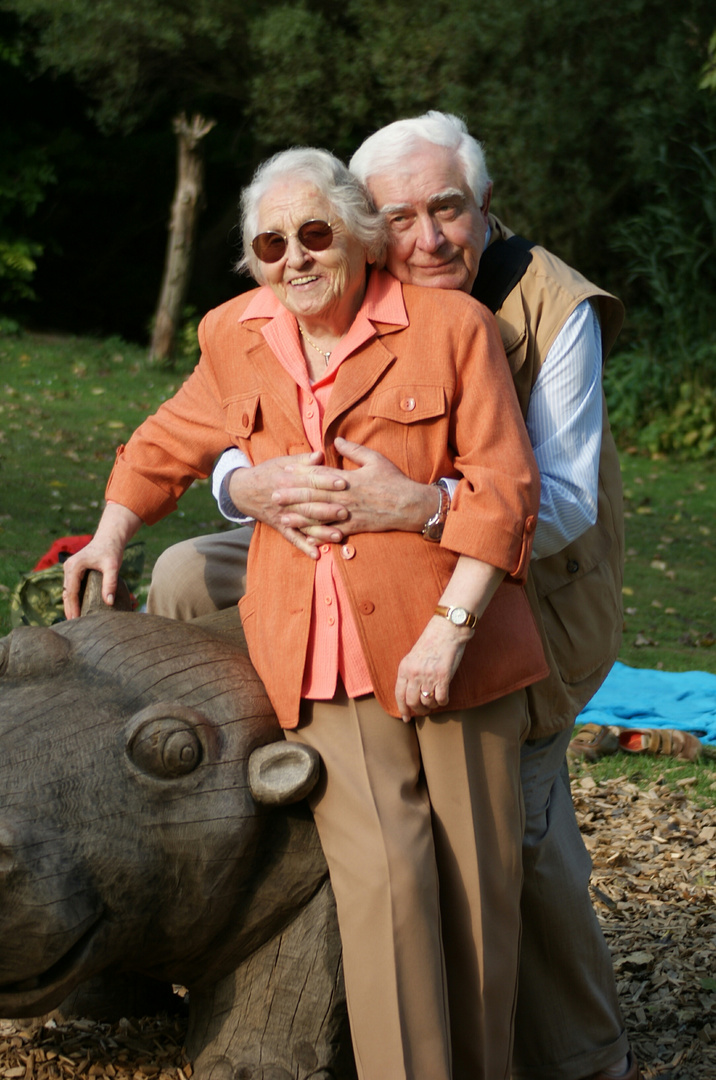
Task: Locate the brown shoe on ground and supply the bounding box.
[585,1050,642,1080]
[618,726,702,762]
[568,722,621,762]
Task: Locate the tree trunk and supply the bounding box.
[149,111,216,365]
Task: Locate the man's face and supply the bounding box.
[366,141,491,294]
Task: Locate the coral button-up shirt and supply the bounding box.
[238,271,409,700]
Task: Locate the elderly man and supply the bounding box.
[147,113,638,1080]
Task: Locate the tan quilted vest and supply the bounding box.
[484,216,625,737]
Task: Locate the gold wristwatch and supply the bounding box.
[434,605,479,629]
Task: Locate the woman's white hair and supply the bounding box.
[350,111,491,205]
[237,146,388,283]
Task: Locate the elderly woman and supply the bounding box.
[63,147,548,1080]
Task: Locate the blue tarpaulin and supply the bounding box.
[577,662,716,745]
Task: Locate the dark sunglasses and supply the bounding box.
[251,219,335,263]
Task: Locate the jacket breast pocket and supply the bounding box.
[367,384,447,424]
[359,384,448,480]
[225,393,261,439]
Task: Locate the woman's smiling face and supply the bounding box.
[255,181,369,330]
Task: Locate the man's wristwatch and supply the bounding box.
[434,605,479,630]
[421,479,451,542]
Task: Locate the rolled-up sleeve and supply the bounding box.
[105,349,230,525]
[439,302,540,582]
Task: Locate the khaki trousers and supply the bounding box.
[148,531,629,1079]
[285,684,528,1080]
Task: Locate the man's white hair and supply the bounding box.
[350,111,491,205]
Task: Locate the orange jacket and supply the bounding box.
[107,274,549,726]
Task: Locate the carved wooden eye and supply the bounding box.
[127,703,207,778]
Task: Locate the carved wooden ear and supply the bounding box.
[248,742,321,806]
[80,570,134,616]
[0,625,72,680]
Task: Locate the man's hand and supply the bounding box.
[273,438,437,538]
[227,453,352,558]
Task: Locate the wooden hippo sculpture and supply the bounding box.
[0,595,356,1080]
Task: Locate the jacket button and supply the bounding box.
[341,544,356,560]
[359,601,375,615]
[567,559,580,574]
[242,412,250,428]
[525,515,536,534]
[400,397,416,412]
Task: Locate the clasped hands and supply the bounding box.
[227,436,436,558]
[231,437,469,720]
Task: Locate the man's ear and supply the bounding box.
[481,182,493,219]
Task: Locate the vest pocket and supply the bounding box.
[539,555,621,685]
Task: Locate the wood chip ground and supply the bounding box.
[0,776,714,1079]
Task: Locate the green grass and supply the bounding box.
[569,745,716,806]
[619,454,716,673]
[0,330,232,627]
[2,330,715,807]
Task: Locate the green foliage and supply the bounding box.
[245,0,716,298]
[0,314,20,334]
[636,380,716,459]
[604,131,716,458]
[0,0,265,132]
[606,349,716,460]
[0,23,55,304]
[2,0,716,357]
[0,238,42,300]
[701,29,716,90]
[246,4,367,156]
[612,138,716,358]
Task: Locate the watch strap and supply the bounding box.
[434,605,479,629]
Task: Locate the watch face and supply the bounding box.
[450,607,469,626]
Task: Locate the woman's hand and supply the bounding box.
[395,616,474,723]
[63,502,142,619]
[395,556,506,723]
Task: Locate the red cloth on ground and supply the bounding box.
[33,535,93,571]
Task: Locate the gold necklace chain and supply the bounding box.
[298,324,332,364]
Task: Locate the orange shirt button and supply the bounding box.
[341,544,356,560]
[359,601,375,615]
[320,544,331,554]
[241,412,250,428]
[324,596,333,605]
[306,410,314,419]
[327,616,336,627]
[400,397,416,412]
